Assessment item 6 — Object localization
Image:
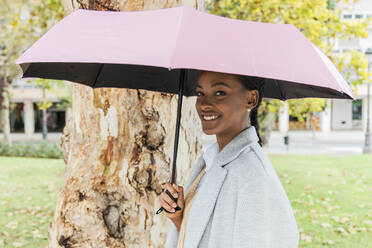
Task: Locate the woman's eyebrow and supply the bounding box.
[196,82,231,89]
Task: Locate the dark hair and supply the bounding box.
[235,75,265,147]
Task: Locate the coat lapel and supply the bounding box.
[182,126,260,247]
[184,164,227,248]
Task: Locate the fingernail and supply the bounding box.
[171,209,176,213]
[172,203,177,208]
[173,193,178,198]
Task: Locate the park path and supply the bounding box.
[0,129,368,155]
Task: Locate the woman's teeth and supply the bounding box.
[203,115,220,121]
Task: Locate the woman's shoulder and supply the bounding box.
[225,142,278,183]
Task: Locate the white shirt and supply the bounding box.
[195,141,220,193]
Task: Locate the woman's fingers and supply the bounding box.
[159,196,176,213]
[173,184,184,208]
[161,191,178,208]
[158,182,185,219]
[164,182,179,199]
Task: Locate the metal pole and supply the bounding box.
[42,108,47,140]
[363,51,371,154]
[363,81,371,153]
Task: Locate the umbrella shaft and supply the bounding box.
[171,69,186,184]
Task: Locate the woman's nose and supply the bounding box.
[199,98,217,113]
[199,96,214,107]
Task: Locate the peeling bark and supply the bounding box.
[49,1,203,246]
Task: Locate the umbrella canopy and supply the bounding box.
[16,6,354,100]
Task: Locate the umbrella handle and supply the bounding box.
[155,189,181,214]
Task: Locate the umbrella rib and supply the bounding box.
[275,79,286,101]
[92,64,104,87]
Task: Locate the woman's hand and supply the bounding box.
[158,182,185,230]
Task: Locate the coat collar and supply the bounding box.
[182,125,259,247]
[213,125,259,168]
[184,125,259,191]
[183,126,258,190]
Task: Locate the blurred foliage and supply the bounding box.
[257,99,281,144]
[0,0,69,111]
[0,141,63,159]
[56,95,73,110]
[0,0,65,80]
[288,98,327,122]
[206,0,371,131]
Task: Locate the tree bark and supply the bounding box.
[0,77,12,145]
[49,1,204,247]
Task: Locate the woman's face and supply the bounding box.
[195,71,258,136]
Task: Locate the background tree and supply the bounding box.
[206,0,371,141]
[0,0,65,143]
[47,1,204,247]
[28,78,68,139]
[288,98,327,130]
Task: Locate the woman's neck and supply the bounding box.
[216,125,250,152]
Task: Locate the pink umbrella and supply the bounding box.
[16,6,354,214]
[16,6,353,100]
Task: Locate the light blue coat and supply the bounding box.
[164,126,300,248]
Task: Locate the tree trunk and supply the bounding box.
[0,77,12,145]
[42,88,48,140]
[305,113,310,130]
[49,1,204,247]
[0,77,3,133]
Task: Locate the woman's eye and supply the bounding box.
[196,91,226,96]
[216,91,226,96]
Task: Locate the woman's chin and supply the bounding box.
[202,127,218,135]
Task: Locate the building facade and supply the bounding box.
[277,0,372,133]
[331,0,372,131]
[331,0,372,132]
[0,78,71,136]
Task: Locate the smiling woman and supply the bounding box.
[159,70,300,248]
[195,71,265,150]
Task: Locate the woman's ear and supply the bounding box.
[246,89,259,109]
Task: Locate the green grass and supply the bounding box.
[270,154,372,248]
[0,155,371,247]
[0,157,65,248]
